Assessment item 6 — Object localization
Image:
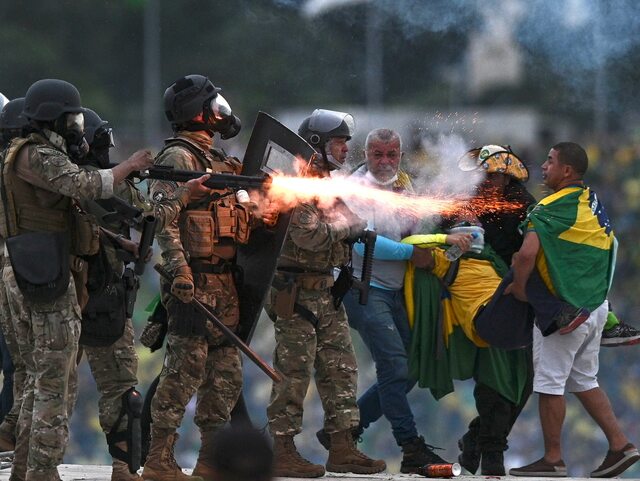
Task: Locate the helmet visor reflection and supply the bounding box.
[209,94,232,120]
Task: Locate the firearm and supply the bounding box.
[137,165,271,191]
[94,196,143,226]
[134,215,157,275]
[154,264,283,384]
[352,229,377,305]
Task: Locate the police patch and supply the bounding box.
[152,191,166,202]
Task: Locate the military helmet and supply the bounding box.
[0,97,28,131]
[23,79,83,122]
[0,92,8,111]
[164,74,221,124]
[83,108,110,145]
[298,109,355,147]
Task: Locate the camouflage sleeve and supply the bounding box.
[148,146,196,273]
[288,203,350,251]
[116,179,190,232]
[18,145,114,200]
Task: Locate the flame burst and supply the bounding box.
[266,173,524,219]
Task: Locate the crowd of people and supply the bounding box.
[0,76,639,481]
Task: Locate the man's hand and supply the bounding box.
[445,232,473,251]
[347,218,368,243]
[185,174,212,201]
[410,246,433,269]
[261,204,280,227]
[112,149,154,185]
[503,282,527,302]
[123,149,154,172]
[171,266,194,303]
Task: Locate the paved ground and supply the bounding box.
[1,465,638,481]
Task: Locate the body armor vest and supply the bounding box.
[0,136,70,238]
[159,137,251,262]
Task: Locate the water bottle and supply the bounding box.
[444,232,478,261]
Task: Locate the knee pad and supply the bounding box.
[107,387,143,473]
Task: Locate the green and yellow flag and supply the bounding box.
[525,186,616,311]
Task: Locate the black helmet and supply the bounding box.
[0,97,28,131]
[298,109,354,147]
[23,79,83,122]
[164,74,220,124]
[83,108,110,146]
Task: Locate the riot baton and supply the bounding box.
[154,264,282,383]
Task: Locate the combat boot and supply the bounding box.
[141,428,203,481]
[111,441,143,481]
[24,469,61,481]
[315,425,363,450]
[457,433,480,474]
[400,436,448,474]
[326,429,386,474]
[273,435,325,478]
[191,430,217,481]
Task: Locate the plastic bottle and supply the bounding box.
[444,232,478,261]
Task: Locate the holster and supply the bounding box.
[6,231,70,303]
[331,265,353,309]
[273,277,298,319]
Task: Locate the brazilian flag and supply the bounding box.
[403,241,529,405]
[525,186,616,311]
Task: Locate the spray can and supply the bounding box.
[444,232,479,261]
[416,462,462,478]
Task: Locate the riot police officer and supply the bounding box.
[267,109,386,478]
[143,74,272,481]
[0,95,29,455]
[0,79,153,481]
[75,108,210,481]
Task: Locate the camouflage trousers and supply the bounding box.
[267,287,359,436]
[79,318,138,435]
[3,264,81,481]
[0,256,27,444]
[151,272,242,431]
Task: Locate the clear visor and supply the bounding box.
[66,112,84,132]
[209,94,232,120]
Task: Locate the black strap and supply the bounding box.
[442,258,460,287]
[190,259,234,274]
[272,275,320,327]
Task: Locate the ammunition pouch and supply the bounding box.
[80,247,134,347]
[6,231,70,303]
[139,302,168,352]
[70,207,100,256]
[166,300,212,338]
[179,202,250,260]
[273,277,298,319]
[107,387,143,474]
[331,265,353,309]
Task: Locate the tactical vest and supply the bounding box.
[159,137,251,263]
[0,136,70,238]
[279,203,350,272]
[0,135,99,256]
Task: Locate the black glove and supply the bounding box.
[346,219,368,243]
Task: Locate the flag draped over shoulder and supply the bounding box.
[403,239,528,404]
[526,186,616,311]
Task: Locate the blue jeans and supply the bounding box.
[344,286,418,444]
[0,332,13,423]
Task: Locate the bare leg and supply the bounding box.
[539,393,565,462]
[574,387,628,451]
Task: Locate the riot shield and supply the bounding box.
[236,112,315,342]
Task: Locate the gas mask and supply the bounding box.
[89,127,115,168]
[55,112,89,161]
[203,94,241,139]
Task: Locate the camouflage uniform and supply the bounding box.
[0,130,114,481]
[77,171,190,463]
[267,200,359,435]
[0,249,26,450]
[148,131,256,434]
